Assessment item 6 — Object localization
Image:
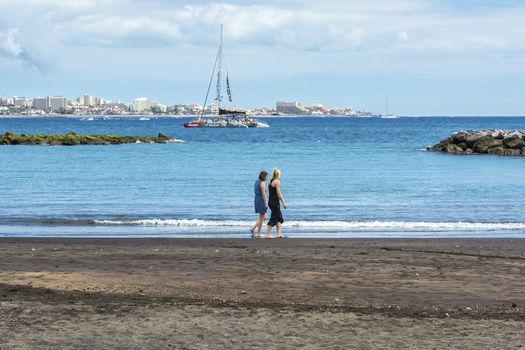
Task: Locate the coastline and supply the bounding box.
[1,237,524,349]
[2,114,525,119]
[0,114,368,119]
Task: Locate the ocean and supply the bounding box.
[1,116,524,238]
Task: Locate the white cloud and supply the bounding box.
[0,28,23,58]
[2,0,525,76]
[55,15,182,47]
[44,0,525,56]
[1,1,524,51]
[397,31,408,42]
[0,26,48,70]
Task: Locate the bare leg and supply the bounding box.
[276,222,283,238]
[251,213,265,237]
[257,214,265,238]
[266,224,274,238]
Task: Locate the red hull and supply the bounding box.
[183,121,206,128]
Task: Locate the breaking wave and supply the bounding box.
[92,219,525,231]
[3,217,525,232]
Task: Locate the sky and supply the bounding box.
[0,0,524,115]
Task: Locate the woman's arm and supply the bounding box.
[261,182,268,208]
[275,181,287,209]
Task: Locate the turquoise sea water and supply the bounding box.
[1,116,524,238]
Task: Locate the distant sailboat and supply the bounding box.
[184,25,268,128]
[380,97,398,119]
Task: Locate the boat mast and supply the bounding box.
[199,25,223,119]
[386,97,389,115]
[216,24,224,113]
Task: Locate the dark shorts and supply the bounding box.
[267,203,284,226]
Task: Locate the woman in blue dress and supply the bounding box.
[250,171,268,238]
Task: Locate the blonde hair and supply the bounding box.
[271,168,281,182]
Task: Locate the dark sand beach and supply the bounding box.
[1,238,524,349]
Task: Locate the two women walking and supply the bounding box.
[251,168,287,239]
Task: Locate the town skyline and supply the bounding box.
[0,92,369,116]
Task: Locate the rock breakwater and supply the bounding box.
[428,130,525,156]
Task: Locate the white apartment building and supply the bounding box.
[13,96,30,107]
[276,101,307,114]
[47,96,68,112]
[83,94,94,107]
[33,97,47,110]
[131,97,151,113]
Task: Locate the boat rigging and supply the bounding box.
[184,25,269,128]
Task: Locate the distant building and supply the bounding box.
[33,97,47,110]
[83,94,94,107]
[95,97,110,106]
[47,96,68,112]
[151,101,167,113]
[131,97,151,113]
[276,101,307,114]
[309,101,327,115]
[173,103,202,115]
[344,107,356,116]
[13,96,30,108]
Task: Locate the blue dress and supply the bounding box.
[254,179,267,214]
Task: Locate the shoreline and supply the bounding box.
[0,114,525,120]
[1,237,524,348]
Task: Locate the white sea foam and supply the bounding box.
[93,219,525,231]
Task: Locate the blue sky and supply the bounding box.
[1,0,524,115]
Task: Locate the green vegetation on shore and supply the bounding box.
[0,132,174,146]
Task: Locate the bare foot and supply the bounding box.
[256,234,264,239]
[265,235,275,239]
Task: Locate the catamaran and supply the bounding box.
[184,25,269,128]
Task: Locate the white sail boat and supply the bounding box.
[184,25,268,128]
[380,97,398,119]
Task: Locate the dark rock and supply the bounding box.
[473,137,499,153]
[464,137,478,148]
[487,146,506,155]
[487,147,521,156]
[446,144,464,154]
[504,138,525,149]
[430,140,450,152]
[505,149,522,156]
[429,130,525,157]
[451,132,466,144]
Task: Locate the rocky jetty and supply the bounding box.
[428,130,525,156]
[0,132,176,146]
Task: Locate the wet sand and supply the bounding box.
[1,238,524,349]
